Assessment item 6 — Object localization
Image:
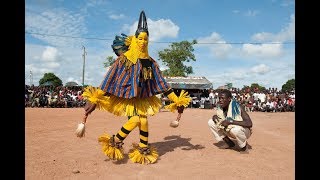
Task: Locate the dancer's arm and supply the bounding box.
[176,106,184,122]
[84,101,97,116]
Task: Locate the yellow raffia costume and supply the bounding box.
[79,11,191,164]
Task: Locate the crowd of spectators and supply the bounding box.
[187,87,295,112]
[25,85,295,113]
[25,85,85,108]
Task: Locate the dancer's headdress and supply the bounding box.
[135,10,149,37]
[111,10,149,58]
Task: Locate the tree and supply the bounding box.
[226,83,233,89]
[241,85,250,92]
[104,56,116,68]
[158,40,197,77]
[39,72,63,87]
[281,79,295,92]
[250,83,266,91]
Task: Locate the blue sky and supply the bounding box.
[25,0,295,89]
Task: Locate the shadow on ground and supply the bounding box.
[151,135,205,156]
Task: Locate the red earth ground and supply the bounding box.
[25,108,294,180]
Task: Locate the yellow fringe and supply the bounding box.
[82,86,162,116]
[82,86,110,110]
[98,133,124,160]
[128,143,159,164]
[119,55,135,70]
[106,95,162,116]
[165,90,191,112]
[142,67,153,80]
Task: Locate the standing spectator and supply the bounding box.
[209,89,216,109]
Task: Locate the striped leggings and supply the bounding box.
[115,115,149,148]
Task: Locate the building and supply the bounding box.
[164,76,213,90]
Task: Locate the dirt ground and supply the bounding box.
[25,108,294,180]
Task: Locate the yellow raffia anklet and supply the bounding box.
[98,134,124,160]
[128,143,158,164]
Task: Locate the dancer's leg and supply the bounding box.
[115,116,140,142]
[138,115,148,148]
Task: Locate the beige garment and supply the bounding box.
[208,119,251,148]
[209,100,252,148]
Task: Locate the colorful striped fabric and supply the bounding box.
[100,56,170,98]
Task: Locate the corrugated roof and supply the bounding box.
[65,81,79,87]
[164,76,213,89]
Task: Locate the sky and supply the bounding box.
[25,0,295,89]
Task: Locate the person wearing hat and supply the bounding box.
[76,11,191,164]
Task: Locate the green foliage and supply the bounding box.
[231,79,295,92]
[241,85,250,92]
[226,83,233,89]
[39,73,63,87]
[250,83,266,91]
[158,40,197,77]
[281,79,295,92]
[104,56,116,68]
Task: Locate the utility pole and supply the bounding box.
[82,46,87,86]
[29,70,33,85]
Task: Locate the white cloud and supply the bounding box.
[227,71,248,81]
[199,53,294,89]
[26,44,76,85]
[25,8,87,47]
[242,43,283,58]
[46,62,60,69]
[251,14,295,42]
[240,14,294,60]
[25,2,294,90]
[205,64,286,89]
[251,32,274,42]
[85,0,107,7]
[197,32,232,59]
[205,70,251,88]
[278,14,295,41]
[40,46,61,68]
[25,64,51,76]
[109,14,125,20]
[41,46,59,62]
[25,44,64,85]
[250,64,271,74]
[124,18,179,41]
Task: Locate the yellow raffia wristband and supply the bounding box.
[82,86,110,110]
[165,90,191,112]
